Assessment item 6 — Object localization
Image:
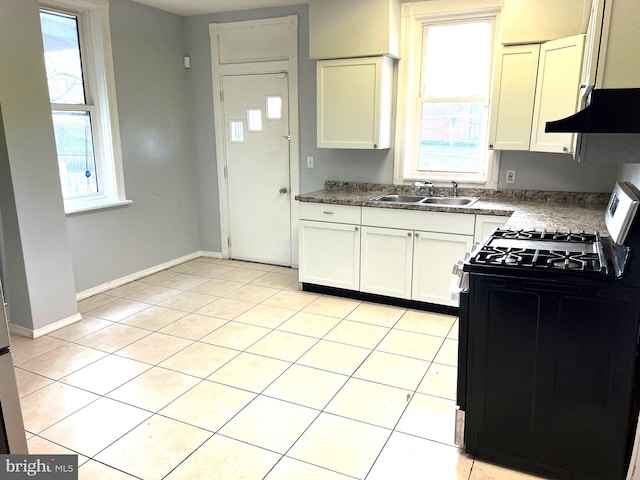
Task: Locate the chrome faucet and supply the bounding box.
[451,180,458,197]
[413,181,435,196]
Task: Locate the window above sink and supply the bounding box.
[394,0,502,189]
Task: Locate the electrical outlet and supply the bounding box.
[506,169,516,184]
[306,156,314,168]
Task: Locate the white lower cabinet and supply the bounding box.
[299,220,361,290]
[360,226,413,299]
[359,207,475,306]
[413,231,473,306]
[299,203,509,307]
[474,215,509,244]
[360,226,473,306]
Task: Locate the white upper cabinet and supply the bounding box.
[530,34,586,153]
[309,0,400,59]
[489,44,540,151]
[490,35,585,154]
[580,0,606,93]
[596,0,640,88]
[317,56,394,149]
[571,0,640,164]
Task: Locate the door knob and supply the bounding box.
[279,187,288,194]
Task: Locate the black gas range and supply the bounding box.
[455,182,640,480]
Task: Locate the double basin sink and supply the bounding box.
[370,194,478,207]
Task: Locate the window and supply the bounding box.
[40,0,128,213]
[395,1,501,187]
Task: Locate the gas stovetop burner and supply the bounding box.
[538,250,605,271]
[471,245,607,273]
[492,229,600,243]
[478,247,529,265]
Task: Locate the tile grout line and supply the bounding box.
[15,257,464,479]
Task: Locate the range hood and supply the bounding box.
[545,88,640,134]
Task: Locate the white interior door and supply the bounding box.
[222,73,291,265]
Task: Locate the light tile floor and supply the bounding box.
[11,257,549,480]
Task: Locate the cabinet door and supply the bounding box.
[413,231,473,306]
[597,0,640,88]
[530,34,585,154]
[360,226,413,299]
[474,215,509,244]
[488,44,540,151]
[299,220,360,290]
[317,56,393,149]
[581,0,607,92]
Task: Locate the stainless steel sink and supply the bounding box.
[371,194,427,203]
[420,197,477,206]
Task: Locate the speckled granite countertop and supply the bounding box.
[296,181,610,234]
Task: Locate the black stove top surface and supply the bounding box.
[470,246,606,273]
[463,229,622,282]
[491,228,600,243]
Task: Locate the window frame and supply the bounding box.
[41,0,129,214]
[394,0,503,188]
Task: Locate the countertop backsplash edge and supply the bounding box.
[322,181,611,204]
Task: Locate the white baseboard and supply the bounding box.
[76,251,223,301]
[9,252,223,339]
[10,312,83,339]
[200,251,223,259]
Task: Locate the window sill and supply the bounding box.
[64,199,133,216]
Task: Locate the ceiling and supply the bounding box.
[130,0,309,16]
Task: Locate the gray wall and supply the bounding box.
[618,164,640,187]
[497,151,619,192]
[66,0,201,292]
[0,106,32,329]
[0,0,78,330]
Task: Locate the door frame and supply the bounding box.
[209,16,300,267]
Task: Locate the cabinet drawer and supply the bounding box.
[361,207,475,235]
[299,202,362,224]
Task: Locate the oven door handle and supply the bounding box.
[451,265,469,302]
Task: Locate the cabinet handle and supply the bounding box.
[355,226,359,232]
[488,144,494,149]
[415,232,419,238]
[373,144,378,149]
[563,146,569,152]
[323,211,335,215]
[407,232,412,237]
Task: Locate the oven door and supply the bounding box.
[452,265,469,447]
